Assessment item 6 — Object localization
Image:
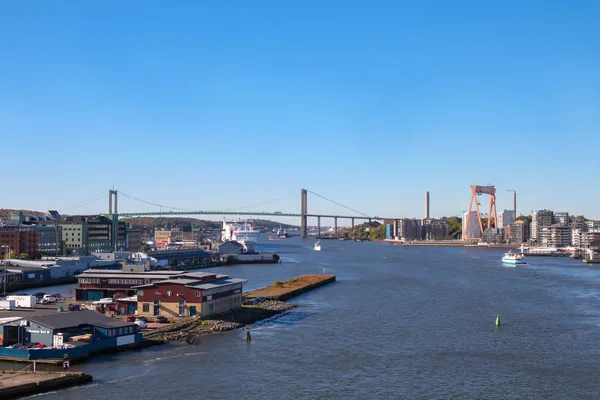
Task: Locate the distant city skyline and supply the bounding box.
[1,1,598,221]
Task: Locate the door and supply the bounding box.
[189,306,196,317]
[178,300,185,316]
[153,300,160,316]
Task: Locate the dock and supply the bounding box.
[244,274,336,301]
[0,370,92,399]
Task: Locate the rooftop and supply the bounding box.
[0,307,134,330]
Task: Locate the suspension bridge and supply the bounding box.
[67,189,399,238]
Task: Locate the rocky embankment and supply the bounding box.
[144,301,296,343]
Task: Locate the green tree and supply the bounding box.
[516,215,532,223]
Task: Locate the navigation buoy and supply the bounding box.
[246,328,252,341]
[496,314,501,326]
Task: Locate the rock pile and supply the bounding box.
[202,320,243,331]
[260,301,297,311]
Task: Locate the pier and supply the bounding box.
[0,370,92,399]
[244,274,336,301]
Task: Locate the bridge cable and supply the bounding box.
[221,193,296,212]
[118,191,189,212]
[306,190,370,217]
[63,192,106,213]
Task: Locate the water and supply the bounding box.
[8,239,600,399]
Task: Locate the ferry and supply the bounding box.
[222,218,259,248]
[314,240,322,251]
[502,250,527,265]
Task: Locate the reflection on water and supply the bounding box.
[6,238,600,399]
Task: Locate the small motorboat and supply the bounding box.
[502,251,527,265]
[314,240,322,251]
[268,236,275,241]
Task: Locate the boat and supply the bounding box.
[222,218,259,249]
[314,240,322,251]
[277,227,289,239]
[502,250,527,265]
[268,236,275,241]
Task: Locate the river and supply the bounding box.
[7,237,600,399]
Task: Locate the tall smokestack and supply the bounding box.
[425,191,430,219]
[513,191,517,218]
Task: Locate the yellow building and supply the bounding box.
[154,230,172,245]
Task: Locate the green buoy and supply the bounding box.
[496,314,501,326]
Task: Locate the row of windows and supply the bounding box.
[108,279,143,285]
[138,290,202,297]
[79,278,100,284]
[107,326,135,336]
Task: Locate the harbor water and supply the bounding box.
[7,236,600,399]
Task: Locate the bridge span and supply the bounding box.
[108,189,398,238]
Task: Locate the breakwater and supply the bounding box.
[244,274,337,301]
[0,370,92,399]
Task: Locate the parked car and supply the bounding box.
[42,295,57,304]
[134,320,147,329]
[68,304,81,311]
[155,316,169,324]
[135,316,149,322]
[125,315,137,322]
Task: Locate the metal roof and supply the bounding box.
[189,278,247,289]
[27,310,135,330]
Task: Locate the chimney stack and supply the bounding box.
[425,191,430,219]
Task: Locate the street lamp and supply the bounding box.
[0,245,11,296]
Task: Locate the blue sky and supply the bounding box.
[1,0,599,223]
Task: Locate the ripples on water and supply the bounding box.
[12,238,600,399]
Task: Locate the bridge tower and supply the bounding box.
[463,185,498,241]
[301,189,308,238]
[108,190,118,214]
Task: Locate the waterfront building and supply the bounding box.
[394,219,422,241]
[422,218,448,240]
[509,220,530,244]
[134,272,246,318]
[75,269,177,300]
[538,224,571,248]
[0,309,141,360]
[484,228,503,244]
[462,211,481,240]
[497,210,515,228]
[572,229,600,249]
[553,212,570,226]
[531,210,554,242]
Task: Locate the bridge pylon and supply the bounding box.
[301,189,308,238]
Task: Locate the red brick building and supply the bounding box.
[0,226,38,259]
[135,273,246,318]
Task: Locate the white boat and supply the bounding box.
[314,240,322,251]
[502,250,527,265]
[222,218,259,249]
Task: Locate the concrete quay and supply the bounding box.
[0,370,92,399]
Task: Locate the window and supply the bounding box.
[166,290,172,297]
[143,304,150,312]
[118,328,122,335]
[195,290,201,297]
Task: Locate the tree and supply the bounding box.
[516,215,532,223]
